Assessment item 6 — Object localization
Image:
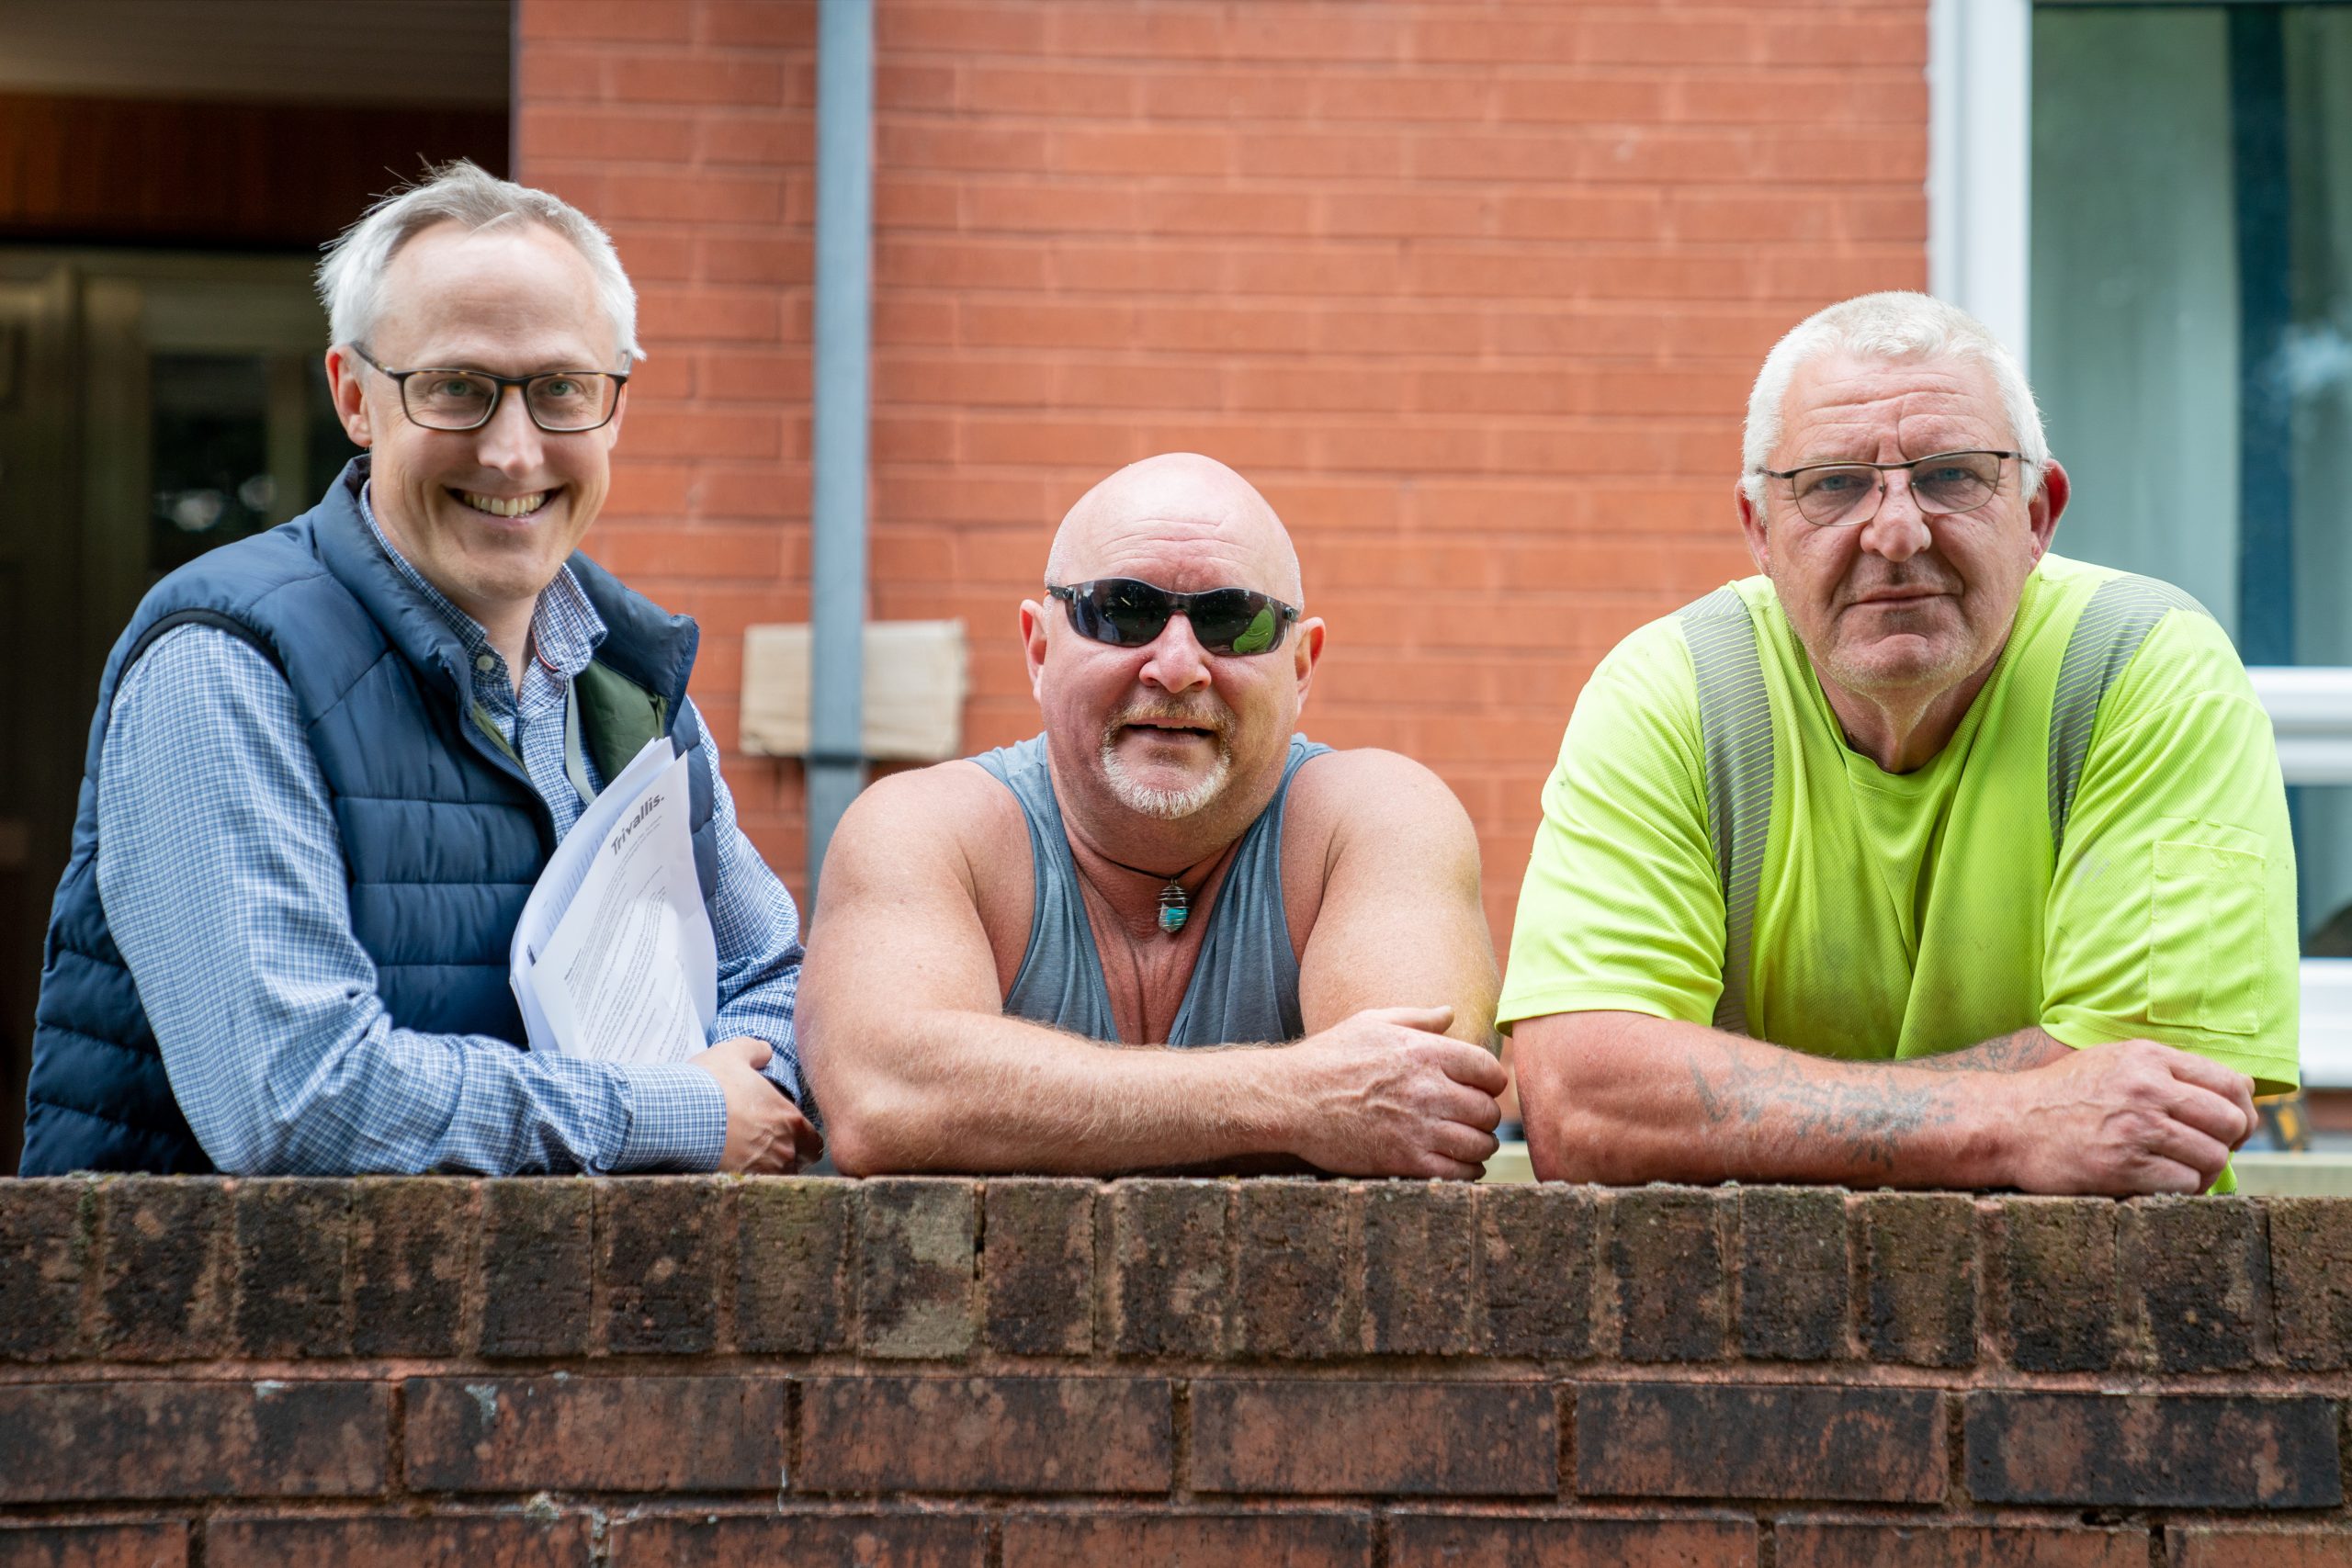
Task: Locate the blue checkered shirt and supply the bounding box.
[93,487,805,1175]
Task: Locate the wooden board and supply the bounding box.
[740,619,969,763]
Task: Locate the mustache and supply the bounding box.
[1841,562,1962,601]
[1105,700,1231,737]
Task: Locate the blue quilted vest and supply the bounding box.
[20,458,720,1175]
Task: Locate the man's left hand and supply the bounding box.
[692,1036,824,1173]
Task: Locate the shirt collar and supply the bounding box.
[356,480,605,680]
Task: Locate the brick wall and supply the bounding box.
[514,0,1927,942]
[3,1177,2349,1563]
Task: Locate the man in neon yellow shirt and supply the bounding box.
[1503,291,2290,1194]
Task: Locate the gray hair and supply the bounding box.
[315,159,643,368]
[1740,291,2046,506]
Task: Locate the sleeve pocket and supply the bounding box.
[2148,825,2267,1036]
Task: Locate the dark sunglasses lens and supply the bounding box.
[1188,591,1283,655]
[1075,581,1173,646]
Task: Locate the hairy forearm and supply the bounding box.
[1902,1025,2071,1074]
[1518,1013,2055,1187]
[813,1010,1303,1176]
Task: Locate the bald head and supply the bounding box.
[1046,453,1303,605]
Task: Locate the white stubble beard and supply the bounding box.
[1099,728,1234,820]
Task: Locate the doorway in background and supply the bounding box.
[0,254,362,1168]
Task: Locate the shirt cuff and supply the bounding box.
[613,1063,729,1172]
[747,1039,803,1104]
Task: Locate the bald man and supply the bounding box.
[797,454,1506,1177]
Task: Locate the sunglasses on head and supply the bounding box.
[1046,579,1300,657]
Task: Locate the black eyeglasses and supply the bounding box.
[1047,579,1299,656]
[348,344,628,433]
[1760,449,2021,527]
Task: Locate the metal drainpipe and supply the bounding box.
[806,0,874,914]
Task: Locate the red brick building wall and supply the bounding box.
[516,0,1928,941]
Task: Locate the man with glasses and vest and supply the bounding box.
[20,162,816,1177]
[797,452,1509,1177]
[1504,291,2294,1195]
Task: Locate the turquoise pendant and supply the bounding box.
[1157,880,1189,934]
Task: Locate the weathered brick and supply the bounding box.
[0,1524,187,1568]
[1192,1378,1555,1496]
[2269,1199,2352,1370]
[405,1375,786,1493]
[1108,1179,1227,1359]
[348,1179,473,1358]
[1777,1521,2143,1567]
[231,1179,350,1358]
[2167,1528,2352,1567]
[1362,1181,1475,1355]
[1737,1187,1847,1361]
[1578,1382,1945,1503]
[858,1178,977,1359]
[1604,1187,1725,1361]
[477,1180,594,1359]
[95,1179,228,1360]
[798,1375,1170,1493]
[1235,1179,1362,1359]
[1478,1183,1594,1359]
[600,1177,720,1354]
[0,1381,388,1501]
[1006,1514,1374,1568]
[206,1516,591,1567]
[1387,1516,1757,1567]
[1999,1198,2120,1372]
[0,1179,88,1360]
[2122,1197,2270,1371]
[736,1178,852,1353]
[607,1515,987,1567]
[984,1179,1096,1356]
[1859,1192,1975,1368]
[1964,1393,2341,1508]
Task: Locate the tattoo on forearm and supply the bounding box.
[1903,1027,2061,1074]
[1689,1039,1952,1173]
[1685,1025,2055,1174]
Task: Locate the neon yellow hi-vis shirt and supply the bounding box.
[1499,553,2300,1109]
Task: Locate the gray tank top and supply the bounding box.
[974,733,1330,1045]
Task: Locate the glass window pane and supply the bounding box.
[2289,7,2352,669]
[2287,7,2352,944]
[2032,2,2352,946]
[2030,6,2240,637]
[148,353,274,579]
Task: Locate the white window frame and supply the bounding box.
[1928,0,2033,367]
[2249,670,2352,1089]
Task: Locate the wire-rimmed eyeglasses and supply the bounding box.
[1759,449,2022,527]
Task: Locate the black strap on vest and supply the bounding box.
[122,608,284,677]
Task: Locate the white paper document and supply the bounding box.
[510,737,718,1065]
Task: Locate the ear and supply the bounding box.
[1735,475,1770,574]
[1290,615,1326,705]
[325,345,375,447]
[1019,598,1048,700]
[2026,457,2068,562]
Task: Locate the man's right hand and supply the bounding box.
[689,1036,821,1174]
[1997,1039,2259,1194]
[1283,1005,1508,1179]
